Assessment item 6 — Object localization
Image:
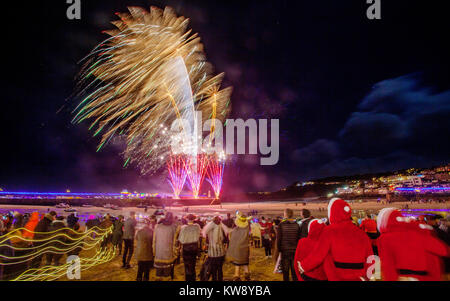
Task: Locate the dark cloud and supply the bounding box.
[291,139,340,167]
[339,112,407,157]
[288,73,450,182]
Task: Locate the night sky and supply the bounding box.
[1,0,449,195]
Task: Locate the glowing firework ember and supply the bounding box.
[73,6,232,174]
[206,152,226,199]
[167,153,187,199]
[185,153,209,199]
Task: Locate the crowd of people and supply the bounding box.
[0,210,111,280]
[99,200,450,282]
[1,198,450,281]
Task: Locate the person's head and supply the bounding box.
[284,208,294,219]
[366,213,371,219]
[130,211,135,218]
[261,216,265,221]
[301,209,311,219]
[48,211,57,221]
[149,215,157,226]
[143,218,152,227]
[165,212,174,223]
[186,214,196,223]
[227,213,231,219]
[118,215,124,221]
[213,216,221,225]
[426,215,441,226]
[327,198,352,224]
[235,212,250,228]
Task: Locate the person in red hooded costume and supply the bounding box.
[297,198,373,281]
[377,208,449,281]
[294,219,327,281]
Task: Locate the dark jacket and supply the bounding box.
[299,217,314,239]
[33,214,54,244]
[111,219,124,245]
[49,220,67,250]
[34,214,53,234]
[86,218,100,230]
[277,219,301,253]
[67,214,79,229]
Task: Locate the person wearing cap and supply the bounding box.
[135,218,154,281]
[294,219,327,281]
[297,198,373,281]
[122,211,137,269]
[222,212,252,281]
[177,214,202,281]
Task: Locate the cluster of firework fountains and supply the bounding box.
[167,151,226,199]
[73,6,232,200]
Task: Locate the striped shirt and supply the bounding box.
[203,221,226,258]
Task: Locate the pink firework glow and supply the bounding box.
[185,153,209,199]
[206,154,226,199]
[167,153,187,199]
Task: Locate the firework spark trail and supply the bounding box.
[167,153,187,199]
[73,6,232,175]
[185,153,209,199]
[206,154,226,199]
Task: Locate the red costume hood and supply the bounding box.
[307,219,326,239]
[327,198,352,224]
[376,208,431,234]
